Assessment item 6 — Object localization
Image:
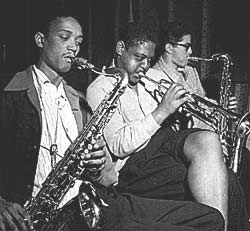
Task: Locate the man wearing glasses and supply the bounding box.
[151,21,213,130]
[151,21,236,130]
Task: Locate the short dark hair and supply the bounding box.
[35,7,80,37]
[161,21,191,43]
[119,10,160,50]
[158,21,192,54]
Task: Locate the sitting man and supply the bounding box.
[151,20,250,217]
[0,9,225,231]
[87,13,250,231]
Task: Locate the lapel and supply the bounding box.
[4,66,42,126]
[4,66,90,132]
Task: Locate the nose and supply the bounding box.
[187,47,192,55]
[140,58,150,69]
[67,40,78,53]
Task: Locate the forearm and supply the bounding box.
[104,113,160,157]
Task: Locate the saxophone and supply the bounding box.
[24,58,129,231]
[189,54,250,174]
[210,53,233,161]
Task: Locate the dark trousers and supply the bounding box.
[239,147,250,216]
[50,184,224,231]
[117,127,250,231]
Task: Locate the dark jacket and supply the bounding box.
[0,66,89,205]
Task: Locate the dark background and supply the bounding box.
[1,0,250,106]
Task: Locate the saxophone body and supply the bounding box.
[213,53,234,161]
[24,60,129,231]
[229,113,250,174]
[189,53,250,174]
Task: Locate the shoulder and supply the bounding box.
[152,61,161,71]
[4,67,33,91]
[147,68,166,80]
[87,74,116,93]
[64,82,92,113]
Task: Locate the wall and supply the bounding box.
[1,0,250,93]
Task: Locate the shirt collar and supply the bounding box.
[157,56,188,81]
[32,65,51,85]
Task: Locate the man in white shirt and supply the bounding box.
[87,14,250,231]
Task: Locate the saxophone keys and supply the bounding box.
[83,149,90,154]
[79,160,85,167]
[87,144,93,150]
[79,141,85,148]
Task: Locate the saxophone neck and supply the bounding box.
[74,57,129,87]
[188,53,233,66]
[105,67,129,85]
[212,53,233,65]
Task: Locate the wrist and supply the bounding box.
[152,107,170,125]
[84,168,103,181]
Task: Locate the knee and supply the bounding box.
[184,130,223,162]
[200,205,225,231]
[209,208,225,231]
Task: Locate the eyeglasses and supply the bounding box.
[172,43,192,51]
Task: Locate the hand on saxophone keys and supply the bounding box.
[78,138,107,178]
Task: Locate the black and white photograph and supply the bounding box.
[0,1,250,230]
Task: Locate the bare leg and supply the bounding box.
[184,131,228,231]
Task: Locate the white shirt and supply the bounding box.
[87,71,160,171]
[32,65,80,207]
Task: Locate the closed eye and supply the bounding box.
[60,35,69,41]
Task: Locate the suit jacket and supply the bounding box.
[0,66,90,205]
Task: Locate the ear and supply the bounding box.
[34,32,45,48]
[165,43,173,54]
[116,40,126,56]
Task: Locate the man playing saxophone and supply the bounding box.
[149,20,250,220]
[0,8,226,231]
[151,21,237,131]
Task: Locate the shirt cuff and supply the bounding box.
[142,113,161,136]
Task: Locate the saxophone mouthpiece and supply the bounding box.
[188,56,213,62]
[74,57,95,70]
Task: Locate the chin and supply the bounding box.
[131,78,140,84]
[60,64,72,73]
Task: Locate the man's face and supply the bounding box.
[40,16,83,73]
[171,34,192,68]
[119,41,156,86]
